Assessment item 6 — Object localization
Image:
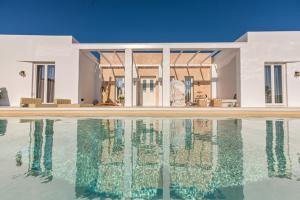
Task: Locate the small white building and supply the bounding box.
[0,31,300,107]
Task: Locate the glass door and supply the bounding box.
[35,64,55,103]
[185,76,193,103]
[264,64,286,106]
[47,65,55,103]
[36,65,45,101]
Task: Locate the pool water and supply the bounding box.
[0,118,300,200]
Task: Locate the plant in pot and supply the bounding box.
[118,95,125,106]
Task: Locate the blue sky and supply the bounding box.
[0,0,300,42]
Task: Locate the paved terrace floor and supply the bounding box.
[1,107,300,117]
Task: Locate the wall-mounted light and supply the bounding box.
[295,71,300,78]
[19,70,26,77]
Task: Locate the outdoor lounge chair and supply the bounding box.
[28,103,58,108]
[211,99,222,107]
[54,98,93,107]
[197,99,208,107]
[54,99,71,104]
[20,98,42,107]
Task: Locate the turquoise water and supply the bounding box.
[0,118,300,200]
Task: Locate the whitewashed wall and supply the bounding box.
[0,35,80,106]
[286,62,300,107]
[78,51,99,104]
[213,49,241,104]
[240,32,300,107]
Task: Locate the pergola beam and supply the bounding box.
[186,51,201,66]
[173,50,183,65]
[114,50,124,67]
[199,50,220,65]
[99,51,112,66]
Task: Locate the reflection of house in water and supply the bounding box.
[0,119,7,136]
[75,119,125,199]
[211,119,244,200]
[170,119,214,199]
[132,119,163,199]
[75,118,245,199]
[27,120,54,182]
[266,120,291,178]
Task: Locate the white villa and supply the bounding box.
[0,31,300,108]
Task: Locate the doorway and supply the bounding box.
[264,64,286,106]
[35,64,55,103]
[140,77,156,106]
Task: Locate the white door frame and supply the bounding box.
[265,63,287,107]
[32,63,55,103]
[140,76,157,106]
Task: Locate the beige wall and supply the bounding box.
[171,67,211,99]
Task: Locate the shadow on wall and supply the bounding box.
[0,87,10,106]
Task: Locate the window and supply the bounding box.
[115,77,125,100]
[185,77,193,103]
[143,80,147,92]
[36,65,45,101]
[47,65,55,103]
[264,65,272,103]
[264,64,285,105]
[36,64,55,103]
[150,80,154,92]
[274,65,283,104]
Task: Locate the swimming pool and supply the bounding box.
[0,117,299,200]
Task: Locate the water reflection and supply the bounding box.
[5,118,296,199]
[0,119,7,136]
[27,120,54,182]
[266,120,291,178]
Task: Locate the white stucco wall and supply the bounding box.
[213,49,241,104]
[286,62,300,107]
[240,32,300,107]
[78,51,99,104]
[0,35,80,106]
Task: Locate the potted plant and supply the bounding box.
[118,95,125,106]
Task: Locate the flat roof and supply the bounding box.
[74,42,246,51]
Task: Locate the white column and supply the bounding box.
[132,63,138,106]
[162,119,170,199]
[158,64,163,106]
[124,119,132,198]
[162,48,170,107]
[211,64,218,99]
[97,59,103,102]
[44,65,48,103]
[31,64,36,98]
[125,49,133,107]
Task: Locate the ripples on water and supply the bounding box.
[0,118,300,200]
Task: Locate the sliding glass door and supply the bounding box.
[47,65,55,103]
[264,64,286,106]
[35,64,55,103]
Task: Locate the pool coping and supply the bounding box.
[1,107,300,117]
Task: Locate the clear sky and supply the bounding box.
[0,0,300,42]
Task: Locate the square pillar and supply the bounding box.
[125,49,133,107]
[44,65,48,103]
[211,64,218,99]
[162,48,170,107]
[97,59,103,103]
[158,64,163,106]
[132,64,138,106]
